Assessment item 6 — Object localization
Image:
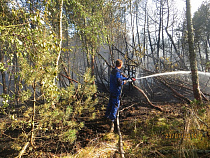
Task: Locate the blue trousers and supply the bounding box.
[105,96,120,122]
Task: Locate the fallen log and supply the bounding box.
[158,79,191,104]
[164,77,209,101]
[142,68,209,97]
[132,83,163,112]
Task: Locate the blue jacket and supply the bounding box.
[110,67,128,97]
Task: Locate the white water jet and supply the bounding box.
[198,71,210,77]
[135,71,210,80]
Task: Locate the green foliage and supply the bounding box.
[0,1,98,156]
[0,62,7,72]
[0,93,11,108]
[193,2,210,43]
[2,68,98,154]
[67,0,108,55]
[205,62,210,71]
[20,90,32,102]
[190,99,200,106]
[60,129,77,143]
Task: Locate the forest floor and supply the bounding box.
[0,86,210,158]
[70,89,210,158]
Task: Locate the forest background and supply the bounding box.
[0,0,210,157]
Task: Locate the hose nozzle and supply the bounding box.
[127,77,136,82]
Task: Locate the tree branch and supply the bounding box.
[132,83,163,111]
[15,142,30,158]
[60,73,78,83]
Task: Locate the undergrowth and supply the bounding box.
[1,93,209,158]
[67,102,210,158]
[122,103,210,158]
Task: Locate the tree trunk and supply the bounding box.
[186,0,202,101]
[91,53,95,78]
[56,0,63,68]
[161,2,165,60]
[147,15,155,69]
[1,70,6,94]
[166,0,186,69]
[156,0,162,71]
[198,42,204,71]
[0,52,7,94]
[205,40,209,63]
[143,2,147,68]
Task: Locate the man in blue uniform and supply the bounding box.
[105,59,134,132]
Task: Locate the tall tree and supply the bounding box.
[0,0,13,95]
[186,0,202,101]
[56,0,63,68]
[193,2,210,68]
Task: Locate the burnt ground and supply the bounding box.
[72,83,210,157]
[69,83,209,157]
[0,83,210,158]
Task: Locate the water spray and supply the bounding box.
[125,70,210,111]
[133,71,210,81]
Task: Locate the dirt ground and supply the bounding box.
[0,85,209,157]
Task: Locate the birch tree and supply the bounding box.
[56,0,63,69]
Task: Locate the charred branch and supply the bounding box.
[132,82,163,112]
[158,78,191,103]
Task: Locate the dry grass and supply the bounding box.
[64,133,119,158]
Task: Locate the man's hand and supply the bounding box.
[126,78,136,82]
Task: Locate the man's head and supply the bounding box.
[116,59,123,69]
